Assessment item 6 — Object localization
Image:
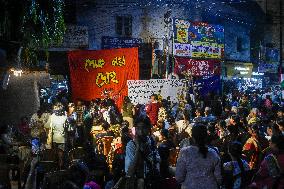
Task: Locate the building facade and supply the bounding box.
[75,0,260,79]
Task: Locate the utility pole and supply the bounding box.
[164,9,172,78]
[280,0,284,99]
[280,0,283,74]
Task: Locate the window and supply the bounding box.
[236,37,243,52]
[115,15,132,36]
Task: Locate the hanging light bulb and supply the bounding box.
[10,68,23,77]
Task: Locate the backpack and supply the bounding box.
[223,160,253,189]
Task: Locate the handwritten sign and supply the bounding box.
[127,79,187,105]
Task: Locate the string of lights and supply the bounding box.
[84,0,259,27]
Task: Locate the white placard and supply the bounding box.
[127,79,187,105]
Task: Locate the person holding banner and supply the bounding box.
[146,94,161,127]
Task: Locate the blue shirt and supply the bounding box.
[125,137,160,177]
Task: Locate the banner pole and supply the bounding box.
[151,39,154,78]
[172,17,175,76]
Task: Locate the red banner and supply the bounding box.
[174,57,221,76]
[68,48,139,107]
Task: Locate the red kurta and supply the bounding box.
[146,102,160,126]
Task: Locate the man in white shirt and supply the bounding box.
[44,103,67,169]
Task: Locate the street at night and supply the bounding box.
[0,0,283,189]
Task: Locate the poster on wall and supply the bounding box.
[68,48,139,107]
[173,18,224,59]
[127,79,187,105]
[175,57,221,76]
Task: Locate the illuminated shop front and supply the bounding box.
[224,62,253,79]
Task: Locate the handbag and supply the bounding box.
[46,117,53,149]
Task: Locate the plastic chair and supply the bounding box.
[41,170,70,189]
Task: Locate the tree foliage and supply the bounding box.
[21,0,66,67]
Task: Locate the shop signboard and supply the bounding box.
[225,62,253,78]
[52,25,89,48]
[258,62,278,73]
[102,36,143,49]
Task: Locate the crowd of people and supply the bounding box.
[0,88,284,189]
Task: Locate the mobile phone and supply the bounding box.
[32,138,40,155]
